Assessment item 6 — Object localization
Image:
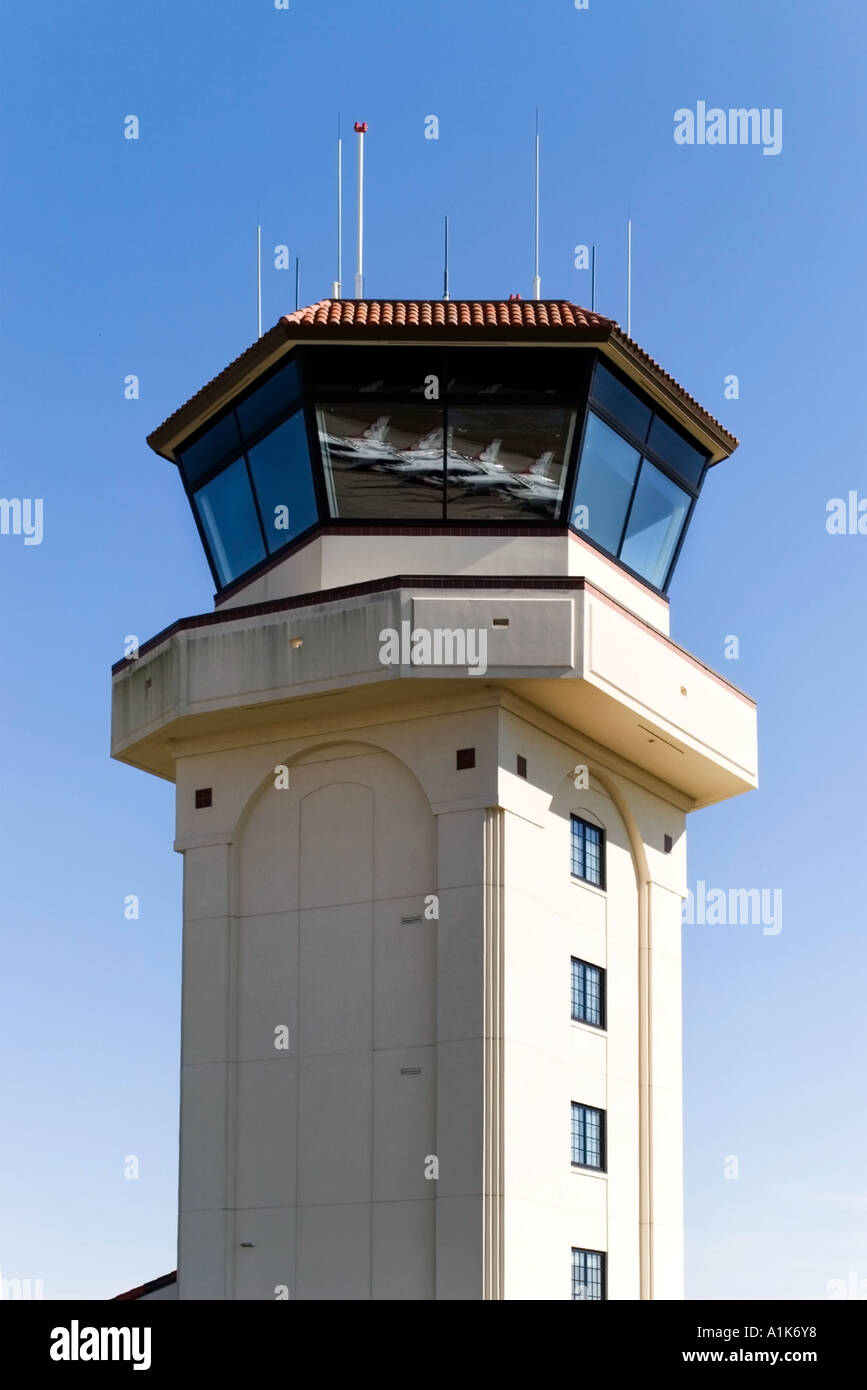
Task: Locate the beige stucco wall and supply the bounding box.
[172,698,686,1299]
[214,531,672,636]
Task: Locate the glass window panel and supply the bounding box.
[591,363,652,441]
[446,408,574,521]
[620,461,691,589]
[647,414,707,487]
[246,410,318,555]
[575,962,602,1027]
[572,1250,603,1300]
[572,815,605,888]
[572,412,640,552]
[305,347,436,399]
[193,458,265,587]
[179,411,242,488]
[316,405,444,519]
[445,348,582,402]
[236,360,302,441]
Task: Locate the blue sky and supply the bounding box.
[0,0,864,1300]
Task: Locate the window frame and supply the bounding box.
[568,357,711,594]
[177,351,322,593]
[571,1101,607,1172]
[571,1248,606,1301]
[571,956,606,1030]
[570,814,606,890]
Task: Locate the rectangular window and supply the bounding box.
[571,412,640,553]
[179,410,243,489]
[193,457,266,587]
[236,359,302,442]
[647,413,706,488]
[571,958,605,1028]
[571,1103,605,1170]
[445,407,575,522]
[572,1249,605,1301]
[619,460,691,590]
[571,815,605,888]
[246,409,318,554]
[316,404,444,519]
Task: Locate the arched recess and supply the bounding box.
[225,735,439,1301]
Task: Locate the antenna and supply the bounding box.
[443,215,450,301]
[256,222,262,339]
[591,244,597,313]
[354,121,368,300]
[626,215,632,337]
[332,121,342,299]
[532,110,541,301]
[295,256,300,312]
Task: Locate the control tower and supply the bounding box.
[111,299,757,1300]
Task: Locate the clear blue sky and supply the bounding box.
[0,0,864,1300]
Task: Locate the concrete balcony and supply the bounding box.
[111,576,757,809]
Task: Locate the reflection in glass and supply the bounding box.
[237,360,302,441]
[620,462,690,588]
[572,412,641,553]
[247,410,318,554]
[646,415,706,487]
[316,406,444,518]
[194,458,265,586]
[445,409,574,520]
[590,363,652,442]
[179,411,242,488]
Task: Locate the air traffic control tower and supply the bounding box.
[111,299,757,1300]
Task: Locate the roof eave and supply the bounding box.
[146,309,737,466]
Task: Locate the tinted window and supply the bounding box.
[620,462,690,588]
[237,360,302,440]
[179,411,242,488]
[446,408,575,521]
[647,414,707,487]
[572,412,640,553]
[305,347,437,399]
[194,458,265,586]
[317,405,444,518]
[247,410,318,554]
[445,348,584,401]
[591,363,652,441]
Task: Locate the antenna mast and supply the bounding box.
[591,244,597,312]
[354,121,367,300]
[256,222,262,338]
[532,110,541,301]
[626,216,632,337]
[443,215,450,301]
[333,122,342,299]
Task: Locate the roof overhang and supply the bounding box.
[146,302,738,467]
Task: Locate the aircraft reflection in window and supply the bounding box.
[321,418,556,500]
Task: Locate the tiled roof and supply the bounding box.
[279,299,612,331]
[148,300,737,459]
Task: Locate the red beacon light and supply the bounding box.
[354,122,368,133]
